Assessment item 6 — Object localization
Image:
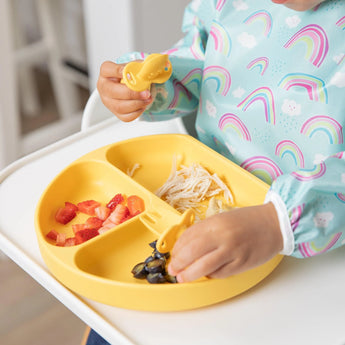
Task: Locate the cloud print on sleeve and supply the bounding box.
[330,72,345,88]
[237,32,257,48]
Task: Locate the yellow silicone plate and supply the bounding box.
[35,134,283,311]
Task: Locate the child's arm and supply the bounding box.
[168,203,283,282]
[268,153,345,259]
[97,61,153,122]
[97,0,216,122]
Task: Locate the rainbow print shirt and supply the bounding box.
[117,0,345,258]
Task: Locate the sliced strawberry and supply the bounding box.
[75,228,99,244]
[64,202,78,212]
[77,200,101,216]
[46,229,58,241]
[106,193,124,211]
[94,206,111,220]
[56,233,66,246]
[108,204,130,225]
[72,223,88,234]
[127,195,145,216]
[85,217,103,230]
[55,204,77,224]
[120,213,132,224]
[64,237,76,247]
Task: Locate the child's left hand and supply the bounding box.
[168,202,283,282]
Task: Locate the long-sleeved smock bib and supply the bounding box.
[116,0,345,258]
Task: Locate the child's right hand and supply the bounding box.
[97,61,153,122]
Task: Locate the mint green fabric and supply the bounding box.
[116,0,345,258]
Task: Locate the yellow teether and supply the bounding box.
[122,53,173,92]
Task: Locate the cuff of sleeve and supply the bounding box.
[265,190,294,256]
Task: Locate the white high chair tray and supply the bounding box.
[0,117,344,345]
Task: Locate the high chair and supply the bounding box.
[0,0,88,169]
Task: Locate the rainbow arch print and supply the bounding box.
[210,20,232,58]
[291,161,326,181]
[243,10,273,38]
[168,79,193,109]
[299,232,342,257]
[181,68,203,92]
[240,156,283,184]
[284,24,329,68]
[190,32,204,60]
[247,57,269,76]
[335,193,345,203]
[203,65,231,96]
[278,73,328,103]
[218,113,251,141]
[290,204,305,232]
[300,115,343,144]
[237,87,276,125]
[336,16,345,30]
[275,140,305,168]
[216,0,226,11]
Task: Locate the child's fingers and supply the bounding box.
[99,60,125,80]
[102,80,151,101]
[175,250,229,283]
[168,231,217,275]
[102,96,151,117]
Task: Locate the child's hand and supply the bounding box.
[97,61,153,122]
[168,203,283,283]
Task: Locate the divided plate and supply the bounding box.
[35,134,283,311]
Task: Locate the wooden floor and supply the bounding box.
[0,69,90,345]
[0,257,86,345]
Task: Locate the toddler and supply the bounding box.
[97,0,345,284]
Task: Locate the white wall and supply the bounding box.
[83,0,190,90]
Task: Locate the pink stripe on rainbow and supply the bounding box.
[168,79,192,109]
[299,232,342,257]
[210,20,232,57]
[300,115,343,144]
[190,33,204,60]
[216,0,226,11]
[203,65,231,96]
[336,16,345,30]
[279,73,328,103]
[247,57,269,76]
[335,193,345,203]
[290,204,305,232]
[237,87,276,125]
[275,140,305,168]
[218,113,251,141]
[284,24,329,68]
[291,162,326,181]
[240,156,283,184]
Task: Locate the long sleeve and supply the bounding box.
[116,0,217,121]
[269,152,345,258]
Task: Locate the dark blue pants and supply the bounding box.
[86,329,111,345]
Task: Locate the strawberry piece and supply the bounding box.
[108,204,130,225]
[56,233,66,246]
[64,237,76,247]
[127,195,145,216]
[72,223,88,234]
[46,229,58,241]
[85,217,103,230]
[55,203,77,224]
[64,202,78,212]
[77,200,101,216]
[106,193,124,211]
[75,228,99,244]
[94,206,111,220]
